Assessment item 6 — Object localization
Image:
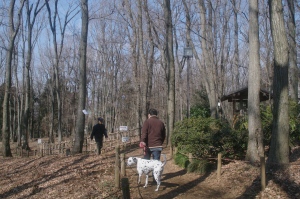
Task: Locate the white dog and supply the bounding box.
[127,154,167,191]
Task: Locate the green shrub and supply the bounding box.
[261,101,300,146]
[187,159,214,174]
[172,117,247,160]
[190,90,211,118]
[174,153,189,169]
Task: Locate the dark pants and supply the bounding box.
[96,141,103,155]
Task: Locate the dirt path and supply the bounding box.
[1,142,299,198]
[125,147,227,199]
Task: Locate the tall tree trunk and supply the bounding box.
[246,0,264,164]
[287,0,297,102]
[232,0,240,89]
[198,0,218,119]
[164,0,175,148]
[73,0,88,154]
[124,0,141,137]
[142,0,155,119]
[2,0,25,157]
[137,1,148,121]
[22,0,44,149]
[267,0,290,169]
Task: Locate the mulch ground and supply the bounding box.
[1,143,300,199]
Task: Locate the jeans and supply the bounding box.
[144,147,162,160]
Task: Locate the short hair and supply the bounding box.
[98,117,104,123]
[148,108,158,116]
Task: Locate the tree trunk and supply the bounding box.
[267,0,290,169]
[232,0,240,89]
[124,0,141,137]
[2,0,25,157]
[198,0,218,119]
[163,0,175,147]
[246,0,264,164]
[287,0,297,102]
[73,0,88,154]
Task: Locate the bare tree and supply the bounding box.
[2,0,25,157]
[73,0,88,154]
[20,0,45,150]
[287,0,298,102]
[45,0,79,143]
[163,0,175,148]
[197,0,219,119]
[267,0,290,168]
[231,0,240,89]
[246,0,264,164]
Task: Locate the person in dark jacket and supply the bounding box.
[91,117,108,155]
[140,108,166,160]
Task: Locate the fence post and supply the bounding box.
[121,153,126,176]
[188,153,193,163]
[115,146,120,188]
[260,156,266,191]
[85,137,88,154]
[217,153,222,179]
[121,177,130,199]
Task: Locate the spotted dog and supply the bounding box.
[127,154,167,191]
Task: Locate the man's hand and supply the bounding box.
[139,142,146,148]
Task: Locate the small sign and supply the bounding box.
[82,109,89,115]
[122,137,130,142]
[119,126,128,131]
[38,139,42,144]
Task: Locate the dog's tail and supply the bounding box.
[161,154,167,167]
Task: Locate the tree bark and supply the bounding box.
[198,0,218,119]
[163,0,175,147]
[2,0,25,157]
[267,0,290,168]
[246,0,264,164]
[232,0,240,89]
[287,0,297,102]
[73,0,88,154]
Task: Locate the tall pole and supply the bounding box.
[184,47,193,118]
[186,56,190,118]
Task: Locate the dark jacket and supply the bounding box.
[141,116,166,148]
[91,123,108,142]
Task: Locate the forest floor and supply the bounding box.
[1,141,300,199]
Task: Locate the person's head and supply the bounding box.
[148,108,158,117]
[98,117,104,124]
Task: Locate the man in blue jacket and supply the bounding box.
[91,117,108,155]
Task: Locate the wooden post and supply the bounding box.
[217,153,222,179]
[261,156,266,191]
[42,142,44,157]
[21,148,23,157]
[85,137,88,154]
[115,146,120,188]
[121,178,130,199]
[121,153,126,176]
[189,153,193,163]
[174,147,178,154]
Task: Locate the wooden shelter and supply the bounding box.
[220,87,272,117]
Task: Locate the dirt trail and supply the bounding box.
[125,147,231,199]
[1,142,299,199]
